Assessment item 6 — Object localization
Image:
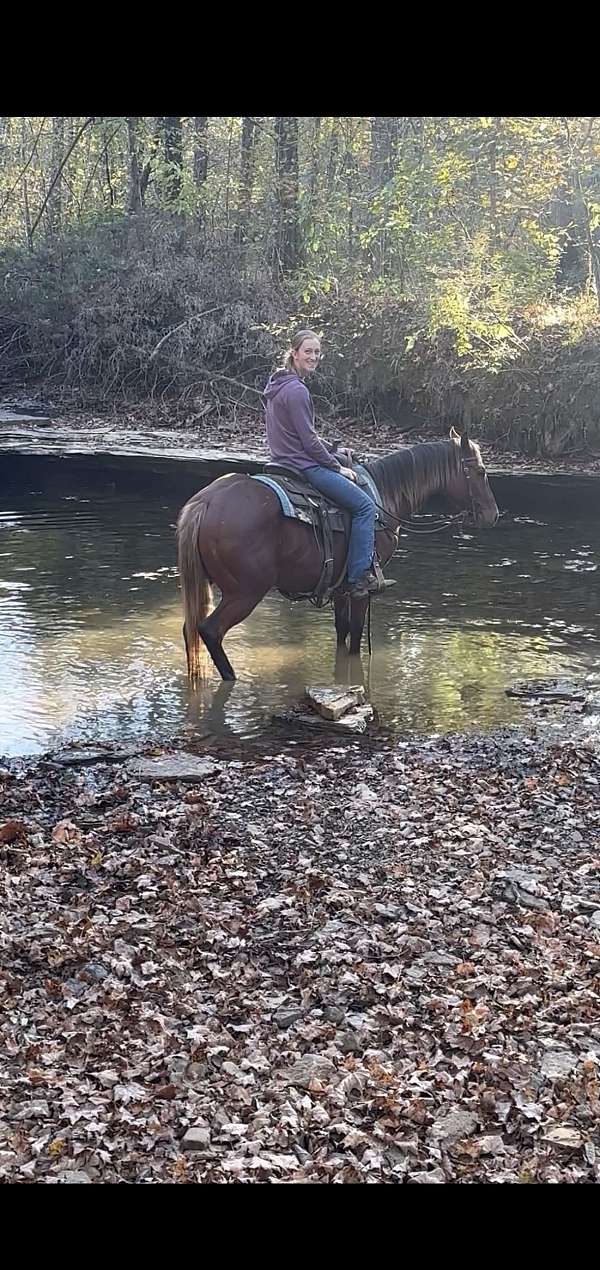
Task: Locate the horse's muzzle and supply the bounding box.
[469,508,500,527]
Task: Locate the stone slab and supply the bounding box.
[125,753,220,782]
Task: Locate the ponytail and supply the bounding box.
[282,328,320,373]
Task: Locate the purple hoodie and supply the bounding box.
[263,371,342,473]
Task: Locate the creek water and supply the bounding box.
[1,452,599,757]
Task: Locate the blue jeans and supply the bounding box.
[304,465,376,583]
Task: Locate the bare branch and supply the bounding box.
[29,117,95,240]
[0,117,47,216]
[148,303,242,361]
[78,121,125,212]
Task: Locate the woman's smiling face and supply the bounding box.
[292,336,321,376]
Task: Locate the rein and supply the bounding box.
[377,506,467,535]
[364,454,477,535]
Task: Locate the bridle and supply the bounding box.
[368,454,483,537]
[460,455,487,525]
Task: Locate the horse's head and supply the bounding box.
[448,427,499,527]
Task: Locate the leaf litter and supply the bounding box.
[1,727,600,1184]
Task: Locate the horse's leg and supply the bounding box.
[347,654,365,688]
[334,591,351,647]
[334,644,349,684]
[348,595,369,657]
[198,588,267,682]
[198,623,235,681]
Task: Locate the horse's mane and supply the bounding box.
[367,439,470,516]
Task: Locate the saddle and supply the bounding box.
[253,460,382,607]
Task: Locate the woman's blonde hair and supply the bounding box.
[283,328,320,371]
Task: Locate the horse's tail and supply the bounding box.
[177,496,214,684]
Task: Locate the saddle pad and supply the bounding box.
[252,473,346,532]
[253,474,298,518]
[254,465,384,525]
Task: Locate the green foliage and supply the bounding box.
[0,116,599,451]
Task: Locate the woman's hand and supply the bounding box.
[340,466,357,482]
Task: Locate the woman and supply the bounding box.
[263,329,390,598]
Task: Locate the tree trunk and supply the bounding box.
[304,116,322,253]
[237,116,256,256]
[0,117,9,169]
[370,117,398,189]
[552,188,587,290]
[275,116,301,273]
[577,174,600,305]
[368,118,400,276]
[327,122,339,192]
[193,117,208,187]
[344,143,356,260]
[103,119,115,208]
[310,117,322,205]
[159,116,183,205]
[20,118,33,252]
[127,118,143,214]
[488,118,501,250]
[47,116,65,238]
[65,117,77,218]
[561,118,600,309]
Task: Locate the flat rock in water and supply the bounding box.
[304,684,365,721]
[52,745,143,767]
[506,677,585,702]
[0,409,51,424]
[276,704,373,735]
[125,753,220,782]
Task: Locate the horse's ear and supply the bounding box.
[460,429,471,452]
[449,427,461,441]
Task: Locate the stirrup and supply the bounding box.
[371,559,392,590]
[368,560,395,592]
[348,569,395,598]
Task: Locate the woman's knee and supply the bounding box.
[355,495,376,523]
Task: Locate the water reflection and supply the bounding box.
[0,463,599,756]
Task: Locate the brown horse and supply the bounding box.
[177,428,499,682]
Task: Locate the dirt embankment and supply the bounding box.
[4,396,600,478]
